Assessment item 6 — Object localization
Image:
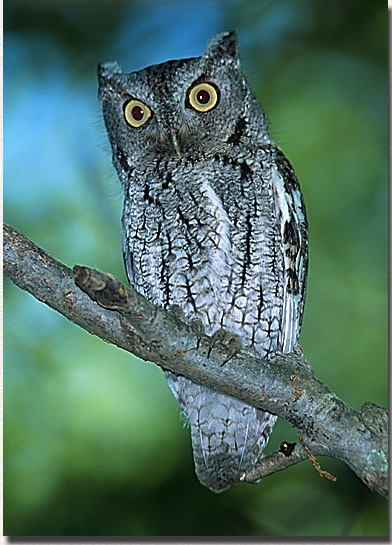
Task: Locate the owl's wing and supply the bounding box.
[270,147,308,352]
[122,228,135,286]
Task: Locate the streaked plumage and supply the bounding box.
[98,31,308,492]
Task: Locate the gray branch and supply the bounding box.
[3,223,388,497]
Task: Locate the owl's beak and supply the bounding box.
[170,130,182,159]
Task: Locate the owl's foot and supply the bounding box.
[190,318,204,350]
[293,344,314,373]
[269,344,314,373]
[207,328,242,366]
[207,329,226,358]
[221,335,242,366]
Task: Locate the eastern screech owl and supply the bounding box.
[98,31,308,493]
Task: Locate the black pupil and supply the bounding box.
[132,105,144,121]
[197,89,210,104]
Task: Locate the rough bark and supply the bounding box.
[3,223,388,497]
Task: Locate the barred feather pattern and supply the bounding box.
[99,31,308,492]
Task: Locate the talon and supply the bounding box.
[207,329,226,358]
[207,329,242,364]
[190,318,204,350]
[220,336,242,366]
[293,344,314,373]
[270,349,283,360]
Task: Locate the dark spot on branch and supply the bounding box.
[280,441,296,457]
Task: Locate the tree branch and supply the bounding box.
[3,223,388,497]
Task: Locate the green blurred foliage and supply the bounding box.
[4,0,387,537]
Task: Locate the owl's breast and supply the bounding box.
[122,159,285,357]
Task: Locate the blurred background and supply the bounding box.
[4,0,387,537]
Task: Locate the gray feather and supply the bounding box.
[98,31,308,492]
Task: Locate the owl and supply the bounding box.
[98,31,308,493]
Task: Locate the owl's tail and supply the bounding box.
[165,371,276,492]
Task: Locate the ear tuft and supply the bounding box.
[97,62,122,100]
[98,61,121,79]
[204,31,239,62]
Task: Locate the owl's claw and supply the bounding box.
[207,329,242,366]
[293,344,314,373]
[221,335,242,366]
[190,318,204,350]
[270,344,313,374]
[207,329,226,358]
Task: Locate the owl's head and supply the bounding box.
[98,32,267,169]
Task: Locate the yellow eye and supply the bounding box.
[187,82,219,112]
[124,99,151,127]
